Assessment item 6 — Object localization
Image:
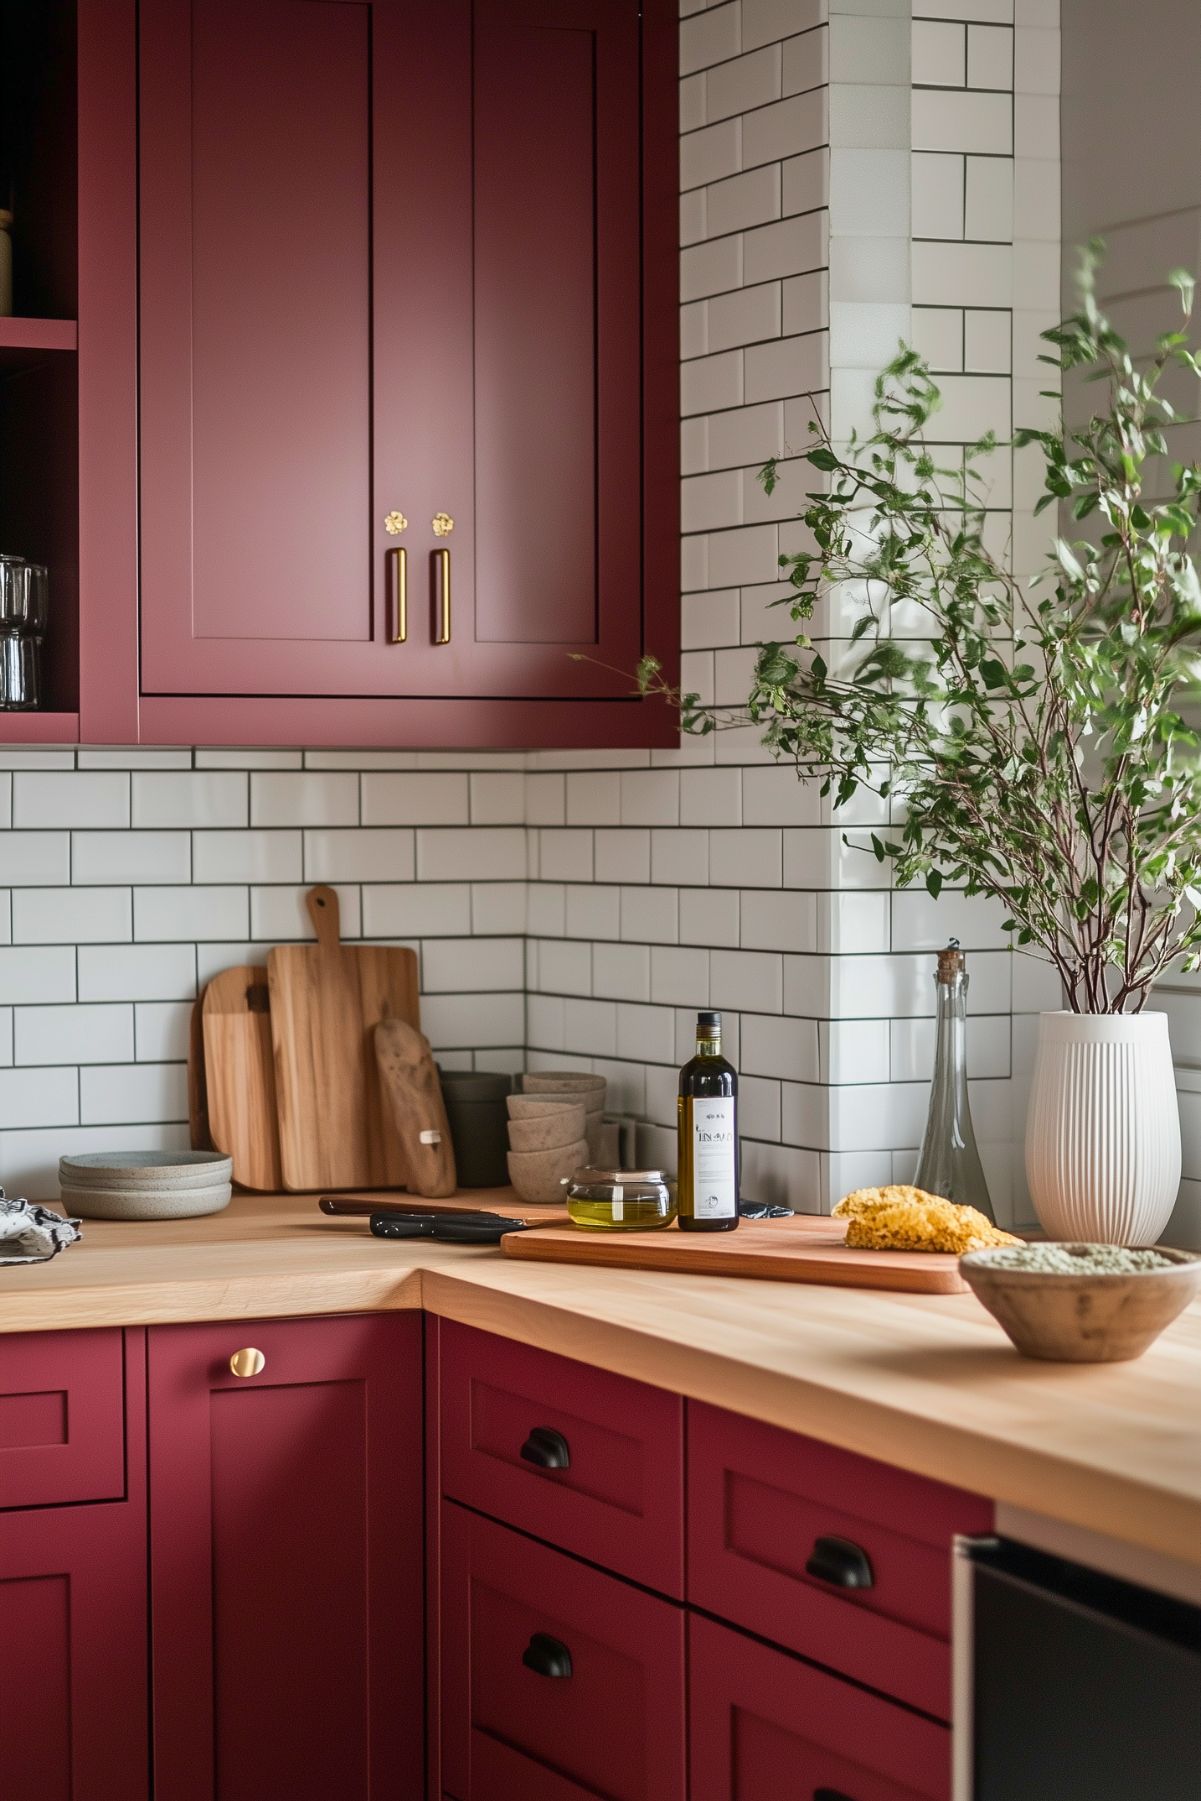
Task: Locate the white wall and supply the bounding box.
[1060,0,1201,1247]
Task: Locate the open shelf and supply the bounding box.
[0,315,78,373]
[0,709,78,742]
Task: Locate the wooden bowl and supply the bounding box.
[507,1106,587,1153]
[960,1245,1201,1362]
[506,1140,590,1206]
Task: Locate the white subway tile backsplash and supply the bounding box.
[304,828,414,883]
[424,937,524,994]
[566,884,622,941]
[743,0,821,54]
[709,826,781,886]
[362,772,468,826]
[135,886,249,944]
[912,152,965,239]
[13,887,132,945]
[416,827,526,882]
[192,831,302,885]
[912,19,966,86]
[706,164,782,238]
[15,772,129,829]
[966,22,1013,89]
[741,888,818,953]
[742,1011,820,1081]
[421,992,524,1049]
[362,883,472,939]
[679,886,740,946]
[73,831,191,885]
[651,828,709,886]
[16,1004,134,1067]
[831,14,910,84]
[77,943,194,1003]
[250,884,360,944]
[0,947,76,1005]
[133,771,245,829]
[621,885,681,944]
[0,1065,81,1129]
[680,0,740,76]
[1,832,71,885]
[593,942,652,1002]
[80,1061,188,1126]
[705,44,782,122]
[711,948,783,1012]
[782,25,828,97]
[964,154,1013,241]
[651,944,710,1005]
[250,772,357,828]
[912,89,1012,155]
[134,1001,192,1064]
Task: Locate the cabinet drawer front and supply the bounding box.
[441,1502,686,1801]
[690,1614,950,1801]
[0,1329,125,1509]
[687,1402,992,1718]
[438,1320,684,1594]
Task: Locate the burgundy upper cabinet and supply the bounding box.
[132,0,679,747]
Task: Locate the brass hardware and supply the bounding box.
[389,546,407,643]
[431,512,455,538]
[384,511,408,536]
[434,547,451,644]
[229,1347,266,1379]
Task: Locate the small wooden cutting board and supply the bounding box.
[502,1212,970,1294]
[268,885,420,1191]
[202,966,282,1191]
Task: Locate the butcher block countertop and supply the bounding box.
[2,1190,1199,1571]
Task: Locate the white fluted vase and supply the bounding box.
[1025,1011,1181,1246]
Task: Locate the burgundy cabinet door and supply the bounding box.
[690,1615,951,1801]
[377,0,651,703]
[137,0,677,717]
[0,1500,149,1801]
[440,1501,686,1801]
[148,1314,423,1801]
[139,0,392,699]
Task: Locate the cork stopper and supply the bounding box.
[936,938,965,983]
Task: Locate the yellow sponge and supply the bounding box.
[833,1185,1021,1254]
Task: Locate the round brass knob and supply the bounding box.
[431,511,455,537]
[229,1347,266,1379]
[384,510,408,536]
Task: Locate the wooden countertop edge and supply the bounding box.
[419,1266,1201,1573]
[1,1195,1196,1571]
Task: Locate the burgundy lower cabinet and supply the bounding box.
[687,1401,994,1720]
[0,1328,148,1801]
[439,1501,687,1801]
[690,1615,951,1801]
[0,1501,150,1800]
[148,1313,424,1801]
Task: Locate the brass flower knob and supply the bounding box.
[384,511,408,536]
[432,512,455,537]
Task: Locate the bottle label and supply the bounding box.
[691,1097,737,1219]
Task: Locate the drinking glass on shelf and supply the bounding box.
[0,556,49,709]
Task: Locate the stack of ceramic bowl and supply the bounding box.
[59,1151,233,1220]
[521,1071,607,1156]
[506,1097,588,1204]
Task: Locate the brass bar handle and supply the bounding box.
[389,546,407,644]
[229,1348,266,1379]
[434,547,451,644]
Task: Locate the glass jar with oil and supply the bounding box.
[563,1167,676,1231]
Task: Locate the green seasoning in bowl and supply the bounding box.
[960,1242,1201,1363]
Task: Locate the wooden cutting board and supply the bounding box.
[374,1019,457,1199]
[268,885,420,1191]
[502,1212,970,1294]
[202,966,283,1191]
[187,987,212,1151]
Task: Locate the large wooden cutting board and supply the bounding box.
[268,885,420,1191]
[202,966,282,1191]
[502,1212,970,1294]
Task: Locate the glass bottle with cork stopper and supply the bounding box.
[913,939,994,1221]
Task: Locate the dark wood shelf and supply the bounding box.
[0,315,78,373]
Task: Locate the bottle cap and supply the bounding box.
[698,1010,721,1028]
[936,939,965,982]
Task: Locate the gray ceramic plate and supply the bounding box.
[59,1181,233,1221]
[59,1151,233,1190]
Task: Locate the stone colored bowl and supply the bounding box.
[521,1071,607,1100]
[506,1140,590,1206]
[506,1094,584,1122]
[960,1245,1201,1362]
[507,1105,586,1153]
[61,1180,233,1221]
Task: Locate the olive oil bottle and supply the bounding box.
[677,1010,739,1231]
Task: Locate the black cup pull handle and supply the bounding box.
[520,1425,571,1470]
[804,1535,874,1590]
[814,1789,855,1801]
[522,1632,573,1679]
